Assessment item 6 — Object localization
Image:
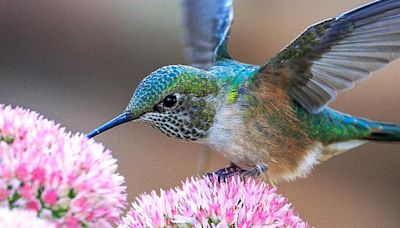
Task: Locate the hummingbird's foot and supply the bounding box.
[207,162,244,181]
[240,164,268,178]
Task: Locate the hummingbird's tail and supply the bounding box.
[307,108,400,143]
[363,121,400,142]
[310,108,399,161]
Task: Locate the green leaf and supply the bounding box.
[0,135,14,144]
[8,192,21,208]
[68,188,76,199]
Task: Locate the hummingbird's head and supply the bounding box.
[88,65,219,141]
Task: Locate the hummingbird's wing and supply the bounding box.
[257,0,400,113]
[181,0,233,70]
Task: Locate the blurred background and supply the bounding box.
[1,0,399,227]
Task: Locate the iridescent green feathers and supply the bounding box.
[296,106,400,143]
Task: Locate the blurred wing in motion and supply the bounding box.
[181,0,233,70]
[257,0,400,113]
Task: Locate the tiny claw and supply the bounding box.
[207,163,244,182]
[205,163,270,183]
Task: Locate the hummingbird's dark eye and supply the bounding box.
[162,94,178,108]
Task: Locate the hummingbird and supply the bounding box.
[88,0,400,183]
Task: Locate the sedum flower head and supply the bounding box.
[0,207,55,228]
[120,176,308,227]
[0,105,127,227]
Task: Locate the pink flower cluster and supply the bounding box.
[0,105,126,227]
[120,176,308,227]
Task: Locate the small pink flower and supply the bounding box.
[72,197,88,210]
[31,167,46,185]
[26,201,40,211]
[0,168,11,182]
[0,189,8,201]
[19,184,34,199]
[43,190,58,206]
[64,216,80,228]
[120,176,308,227]
[15,164,28,180]
[224,208,235,224]
[49,170,62,185]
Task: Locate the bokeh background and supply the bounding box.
[1,0,400,227]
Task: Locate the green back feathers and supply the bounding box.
[211,59,260,104]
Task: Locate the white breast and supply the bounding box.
[203,103,255,166]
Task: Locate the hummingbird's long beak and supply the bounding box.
[87,112,132,138]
